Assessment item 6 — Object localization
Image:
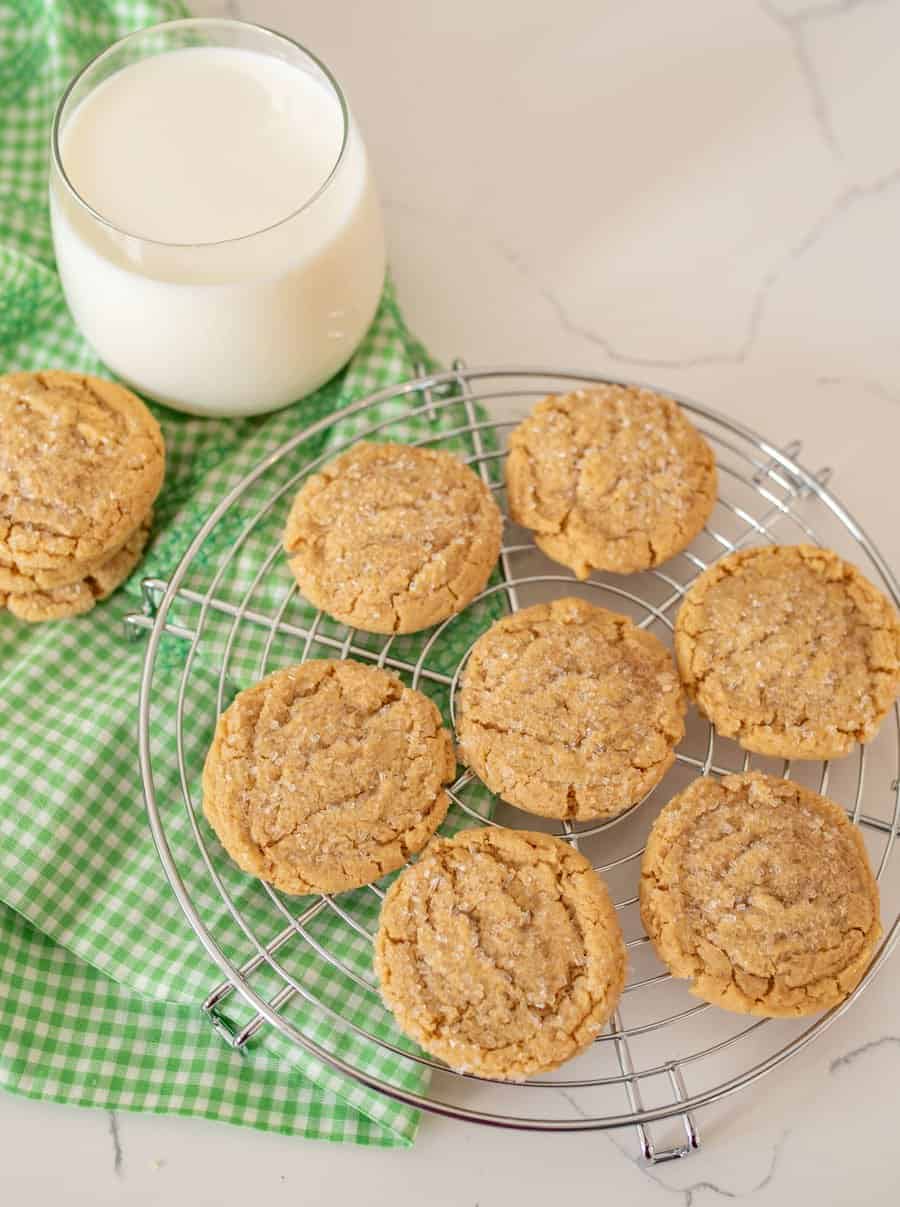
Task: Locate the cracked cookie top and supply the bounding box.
[202,660,456,896]
[640,772,881,1017]
[374,826,627,1079]
[0,371,164,578]
[675,545,900,759]
[283,442,503,634]
[456,597,686,821]
[505,385,717,577]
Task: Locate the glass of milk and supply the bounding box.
[50,19,386,418]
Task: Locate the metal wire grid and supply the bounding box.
[133,366,900,1160]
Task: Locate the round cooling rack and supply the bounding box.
[133,365,900,1160]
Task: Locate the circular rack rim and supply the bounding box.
[137,364,900,1132]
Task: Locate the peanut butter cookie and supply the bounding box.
[0,506,151,596]
[640,772,881,1016]
[202,660,456,896]
[675,545,900,759]
[505,385,717,577]
[4,510,152,621]
[283,442,503,634]
[456,597,686,820]
[374,827,627,1079]
[0,371,165,581]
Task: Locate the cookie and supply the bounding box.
[456,597,686,820]
[0,508,150,596]
[4,510,152,622]
[374,827,627,1079]
[0,370,164,578]
[202,660,456,896]
[640,772,881,1016]
[283,442,503,634]
[675,545,900,759]
[505,385,717,577]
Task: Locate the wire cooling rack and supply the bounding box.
[130,365,900,1161]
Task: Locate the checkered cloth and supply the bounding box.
[0,1,502,1145]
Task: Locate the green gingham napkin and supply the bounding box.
[0,1,502,1145]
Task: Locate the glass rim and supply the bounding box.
[50,16,351,250]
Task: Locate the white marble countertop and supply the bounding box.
[4,0,900,1202]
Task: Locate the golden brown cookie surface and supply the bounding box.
[374,827,627,1079]
[456,597,685,820]
[675,545,900,759]
[202,660,456,896]
[5,510,152,622]
[505,385,716,577]
[0,371,164,578]
[640,772,881,1016]
[283,442,503,634]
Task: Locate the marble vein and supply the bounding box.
[490,163,900,370]
[107,1111,124,1178]
[760,0,840,155]
[556,1088,589,1119]
[761,0,896,161]
[829,1034,900,1072]
[817,376,900,406]
[607,1130,788,1207]
[773,0,894,22]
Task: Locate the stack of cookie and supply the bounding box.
[0,370,164,622]
[198,384,900,1081]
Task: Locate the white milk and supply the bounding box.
[51,47,386,417]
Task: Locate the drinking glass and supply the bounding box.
[50,18,386,417]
